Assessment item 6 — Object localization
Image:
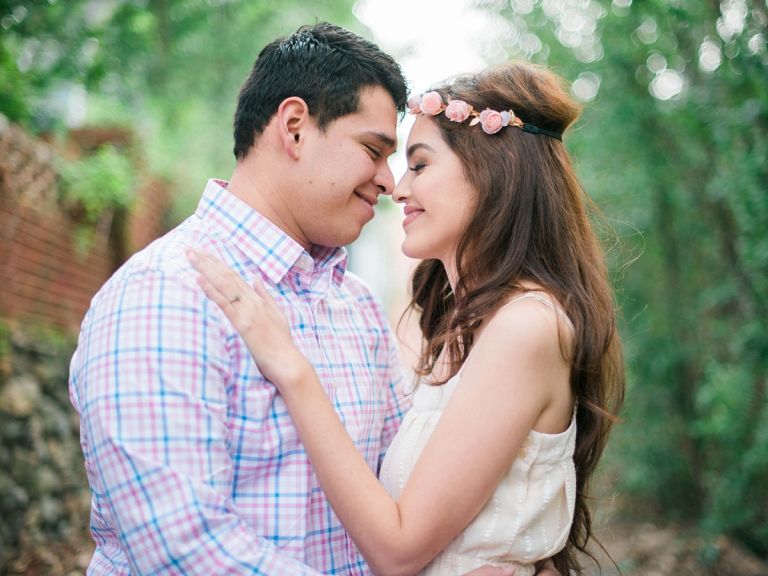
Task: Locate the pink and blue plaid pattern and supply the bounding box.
[69,179,409,575]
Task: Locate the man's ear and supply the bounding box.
[276,97,310,160]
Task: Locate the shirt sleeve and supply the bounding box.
[69,266,323,575]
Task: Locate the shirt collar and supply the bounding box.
[195,179,348,286]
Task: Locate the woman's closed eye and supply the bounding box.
[408,162,426,173]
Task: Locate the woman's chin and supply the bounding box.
[400,241,425,261]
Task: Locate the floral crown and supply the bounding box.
[407,91,563,141]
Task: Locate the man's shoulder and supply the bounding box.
[100,222,187,285]
[93,215,235,305]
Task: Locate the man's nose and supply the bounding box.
[374,163,395,196]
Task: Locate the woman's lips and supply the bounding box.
[402,206,424,228]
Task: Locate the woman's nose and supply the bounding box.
[393,176,409,203]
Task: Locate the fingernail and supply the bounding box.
[186,248,198,264]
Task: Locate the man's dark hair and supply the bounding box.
[233,22,408,159]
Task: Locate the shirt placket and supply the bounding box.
[310,265,369,574]
[293,257,335,398]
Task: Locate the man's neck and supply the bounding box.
[228,160,311,251]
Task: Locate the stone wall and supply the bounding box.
[0,325,92,575]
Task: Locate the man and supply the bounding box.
[70,22,558,575]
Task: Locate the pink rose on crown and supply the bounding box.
[407,94,422,115]
[479,109,505,134]
[419,91,444,115]
[444,100,472,122]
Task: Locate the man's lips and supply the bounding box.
[354,192,378,207]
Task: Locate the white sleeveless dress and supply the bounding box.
[379,294,577,576]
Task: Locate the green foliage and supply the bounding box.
[0,39,30,124]
[58,145,134,222]
[487,0,768,559]
[0,0,105,131]
[58,145,135,251]
[0,0,359,218]
[0,320,11,363]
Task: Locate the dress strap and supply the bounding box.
[504,292,575,332]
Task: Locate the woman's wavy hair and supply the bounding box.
[406,62,625,575]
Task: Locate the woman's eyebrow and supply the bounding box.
[406,142,435,158]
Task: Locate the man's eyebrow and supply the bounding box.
[406,142,435,158]
[364,131,397,150]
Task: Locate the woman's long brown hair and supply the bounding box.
[407,63,625,575]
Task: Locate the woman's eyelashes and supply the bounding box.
[408,162,426,173]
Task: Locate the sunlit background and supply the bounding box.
[1,1,766,574]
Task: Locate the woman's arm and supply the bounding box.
[188,249,570,576]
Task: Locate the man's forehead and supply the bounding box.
[354,87,398,136]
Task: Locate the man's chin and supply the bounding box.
[311,228,364,249]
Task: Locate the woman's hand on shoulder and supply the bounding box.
[186,248,311,387]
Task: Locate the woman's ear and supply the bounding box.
[276,97,310,160]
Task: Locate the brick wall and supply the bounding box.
[0,116,171,334]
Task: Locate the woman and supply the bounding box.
[188,62,624,576]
